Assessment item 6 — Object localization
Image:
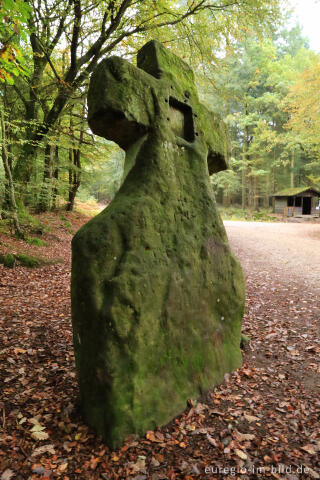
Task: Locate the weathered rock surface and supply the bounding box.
[71,40,245,448]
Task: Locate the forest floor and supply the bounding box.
[0,213,319,480]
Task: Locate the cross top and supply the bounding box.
[88,40,228,175]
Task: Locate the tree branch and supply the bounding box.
[48,0,72,53]
[13,85,28,110]
[70,0,82,71]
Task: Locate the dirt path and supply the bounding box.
[225,221,320,294]
[1,218,320,480]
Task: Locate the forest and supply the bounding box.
[1,0,320,232]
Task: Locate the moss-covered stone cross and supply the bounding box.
[72,40,244,449]
[88,40,228,178]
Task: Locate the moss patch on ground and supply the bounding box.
[0,252,62,268]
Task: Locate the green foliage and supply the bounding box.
[219,206,277,222]
[25,236,49,247]
[0,0,300,217]
[0,0,287,213]
[203,24,320,209]
[16,203,46,233]
[78,144,125,203]
[0,252,15,267]
[0,0,31,83]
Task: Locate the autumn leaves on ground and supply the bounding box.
[0,211,319,480]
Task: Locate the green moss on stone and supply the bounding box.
[72,39,245,448]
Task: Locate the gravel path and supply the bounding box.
[224,221,320,295]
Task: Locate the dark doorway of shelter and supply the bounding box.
[302,197,311,215]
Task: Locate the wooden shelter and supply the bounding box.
[272,186,320,216]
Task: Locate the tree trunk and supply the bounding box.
[241,165,246,209]
[2,143,12,215]
[290,150,295,188]
[13,56,47,186]
[0,110,24,239]
[243,119,251,210]
[264,172,270,208]
[253,175,258,211]
[66,104,85,211]
[66,148,81,212]
[222,186,230,207]
[37,143,54,212]
[52,146,60,210]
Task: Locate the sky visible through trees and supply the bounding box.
[290,0,320,52]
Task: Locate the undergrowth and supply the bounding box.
[219,206,278,222]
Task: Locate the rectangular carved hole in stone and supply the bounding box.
[169,97,194,142]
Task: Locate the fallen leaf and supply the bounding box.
[206,433,218,447]
[57,463,68,472]
[244,414,260,423]
[30,424,46,432]
[150,457,160,467]
[13,348,26,354]
[32,444,55,456]
[146,430,164,443]
[301,444,317,455]
[31,431,49,441]
[234,430,255,442]
[29,417,41,425]
[307,467,320,479]
[1,470,15,480]
[235,449,247,460]
[305,345,317,352]
[288,349,300,356]
[131,457,146,474]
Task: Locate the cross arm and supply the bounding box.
[199,106,230,175]
[87,56,158,150]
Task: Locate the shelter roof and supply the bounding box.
[272,186,320,197]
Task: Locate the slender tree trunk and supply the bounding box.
[253,175,258,210]
[66,148,81,212]
[265,172,270,208]
[247,174,253,209]
[290,150,295,188]
[52,146,60,210]
[243,119,251,210]
[241,165,246,209]
[37,143,54,212]
[0,110,24,238]
[222,186,230,207]
[66,104,85,211]
[2,143,12,214]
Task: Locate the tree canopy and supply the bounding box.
[2,0,320,229]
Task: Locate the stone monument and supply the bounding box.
[71,40,245,448]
